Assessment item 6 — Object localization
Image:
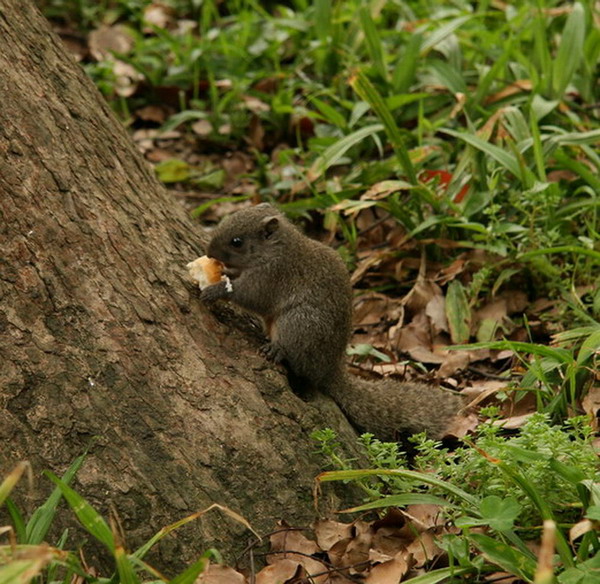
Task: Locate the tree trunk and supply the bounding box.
[0,0,358,569]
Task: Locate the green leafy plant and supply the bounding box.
[316,411,600,582]
[0,457,253,584]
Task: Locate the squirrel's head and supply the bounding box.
[207,204,286,276]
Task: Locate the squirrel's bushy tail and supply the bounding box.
[328,371,463,441]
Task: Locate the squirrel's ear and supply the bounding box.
[262,215,280,238]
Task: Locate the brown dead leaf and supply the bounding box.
[569,519,594,543]
[402,505,446,532]
[402,277,443,314]
[247,115,265,150]
[425,294,448,335]
[329,521,372,575]
[365,551,410,583]
[197,563,245,583]
[269,525,319,559]
[350,251,386,286]
[267,525,328,583]
[438,351,471,377]
[484,80,532,105]
[313,519,353,551]
[393,313,445,364]
[361,180,412,201]
[135,105,169,124]
[241,95,271,114]
[143,2,176,30]
[405,531,442,568]
[255,559,302,584]
[461,380,510,407]
[113,60,144,98]
[435,257,467,285]
[353,292,394,328]
[582,385,600,432]
[547,169,578,182]
[493,412,535,429]
[445,411,480,438]
[192,119,213,137]
[88,25,134,61]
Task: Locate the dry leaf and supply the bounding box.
[492,412,535,429]
[143,2,175,30]
[438,350,471,377]
[365,551,410,583]
[192,119,213,137]
[269,525,319,559]
[255,559,302,584]
[569,519,594,543]
[197,563,245,583]
[402,505,446,531]
[404,531,441,567]
[88,25,133,61]
[313,519,353,551]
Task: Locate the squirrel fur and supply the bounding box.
[201,204,462,440]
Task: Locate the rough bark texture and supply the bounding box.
[0,0,359,570]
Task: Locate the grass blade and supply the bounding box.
[552,2,586,98]
[342,493,454,514]
[307,123,383,181]
[26,454,86,545]
[359,7,387,83]
[441,128,535,186]
[45,471,115,553]
[402,566,472,583]
[420,15,473,53]
[350,71,417,184]
[469,533,537,581]
[115,546,141,584]
[0,462,30,508]
[316,469,479,507]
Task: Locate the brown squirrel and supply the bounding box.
[200,203,462,440]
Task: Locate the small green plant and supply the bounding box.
[315,411,600,582]
[0,457,253,584]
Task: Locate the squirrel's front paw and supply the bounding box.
[260,342,286,365]
[200,283,226,303]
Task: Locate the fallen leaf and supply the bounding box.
[438,351,471,377]
[484,80,533,105]
[143,2,175,30]
[192,119,213,137]
[405,530,442,567]
[255,559,302,584]
[135,104,169,124]
[88,25,133,61]
[365,551,410,583]
[197,563,245,583]
[313,519,353,551]
[425,293,448,335]
[269,524,319,559]
[492,412,535,429]
[569,519,594,543]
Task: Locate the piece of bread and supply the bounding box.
[187,255,224,289]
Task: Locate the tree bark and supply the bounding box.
[0,0,358,569]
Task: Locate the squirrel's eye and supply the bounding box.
[230,237,243,248]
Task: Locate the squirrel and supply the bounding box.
[200,203,462,440]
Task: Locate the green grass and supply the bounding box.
[38,0,598,312]
[0,458,252,583]
[315,412,600,582]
